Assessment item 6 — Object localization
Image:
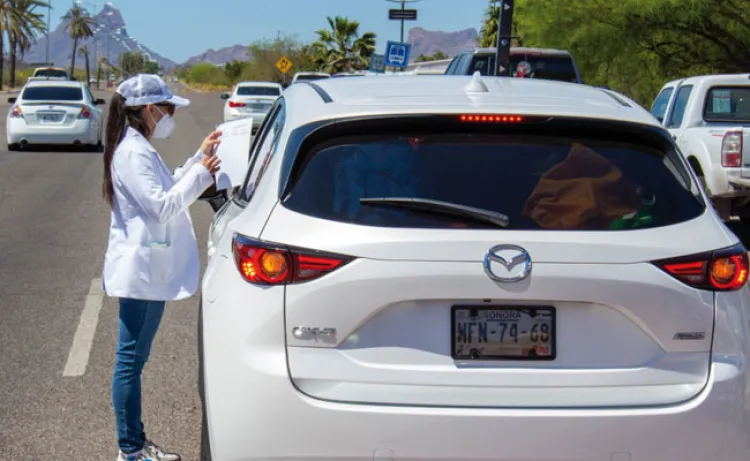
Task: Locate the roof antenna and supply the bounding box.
[465,71,489,93]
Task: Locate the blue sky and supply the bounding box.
[47,0,487,62]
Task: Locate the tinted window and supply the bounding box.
[237,86,281,96]
[240,104,286,202]
[650,87,674,122]
[704,86,750,123]
[22,86,83,101]
[34,69,67,78]
[469,54,579,83]
[284,134,703,230]
[666,85,693,128]
[294,74,330,82]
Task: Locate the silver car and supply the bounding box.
[221,81,282,132]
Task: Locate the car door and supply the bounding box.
[206,101,285,258]
[84,86,102,137]
[664,84,693,142]
[650,85,675,125]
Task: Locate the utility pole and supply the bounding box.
[399,0,405,43]
[45,4,52,63]
[494,0,514,77]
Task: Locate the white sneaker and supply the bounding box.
[117,450,154,461]
[144,439,181,461]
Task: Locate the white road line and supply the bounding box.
[63,278,104,377]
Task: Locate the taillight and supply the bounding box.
[232,235,353,285]
[78,106,91,119]
[10,106,23,118]
[653,243,749,291]
[228,101,245,108]
[460,114,524,123]
[721,131,743,167]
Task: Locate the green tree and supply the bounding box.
[63,6,95,78]
[79,45,90,84]
[118,51,149,77]
[145,60,160,74]
[415,50,449,62]
[224,59,243,82]
[6,0,48,88]
[312,16,376,72]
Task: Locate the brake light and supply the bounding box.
[10,106,23,118]
[232,235,353,285]
[78,106,91,119]
[228,100,245,108]
[721,131,743,167]
[460,114,524,123]
[653,244,749,291]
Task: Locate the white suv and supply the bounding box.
[199,73,750,461]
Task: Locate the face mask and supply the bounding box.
[151,106,175,139]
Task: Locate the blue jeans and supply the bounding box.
[112,298,166,454]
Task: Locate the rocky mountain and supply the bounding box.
[179,27,480,67]
[24,3,177,70]
[408,27,479,59]
[182,45,253,68]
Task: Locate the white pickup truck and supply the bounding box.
[651,74,750,223]
[27,67,70,82]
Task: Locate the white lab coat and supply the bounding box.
[101,126,214,301]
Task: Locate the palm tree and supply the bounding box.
[312,16,376,73]
[79,45,90,84]
[479,0,499,48]
[0,1,18,90]
[63,6,94,78]
[6,0,48,88]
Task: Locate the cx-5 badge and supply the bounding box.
[484,244,532,282]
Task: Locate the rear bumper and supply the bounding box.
[7,118,97,145]
[204,349,750,461]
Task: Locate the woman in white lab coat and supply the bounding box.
[101,74,221,461]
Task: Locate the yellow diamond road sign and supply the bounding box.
[276,56,293,74]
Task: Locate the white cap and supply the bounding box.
[116,73,190,107]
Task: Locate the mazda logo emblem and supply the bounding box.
[483,244,532,283]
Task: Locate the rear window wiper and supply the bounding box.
[359,197,510,229]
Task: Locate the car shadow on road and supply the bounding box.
[10,144,104,154]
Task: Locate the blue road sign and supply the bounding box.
[369,53,386,73]
[384,41,410,68]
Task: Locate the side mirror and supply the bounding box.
[7,97,16,103]
[199,183,228,212]
[95,98,106,105]
[220,93,230,100]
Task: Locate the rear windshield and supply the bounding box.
[294,74,330,82]
[22,86,83,101]
[34,69,67,78]
[284,134,704,230]
[704,86,750,123]
[469,54,579,83]
[237,86,280,96]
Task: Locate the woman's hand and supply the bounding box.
[200,155,222,175]
[201,130,222,157]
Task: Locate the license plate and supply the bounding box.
[249,103,266,111]
[38,113,62,123]
[452,306,556,360]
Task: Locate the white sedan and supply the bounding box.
[220,81,282,131]
[198,73,750,461]
[6,80,104,151]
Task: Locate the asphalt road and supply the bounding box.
[0,84,224,460]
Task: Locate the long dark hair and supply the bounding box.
[102,93,150,207]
